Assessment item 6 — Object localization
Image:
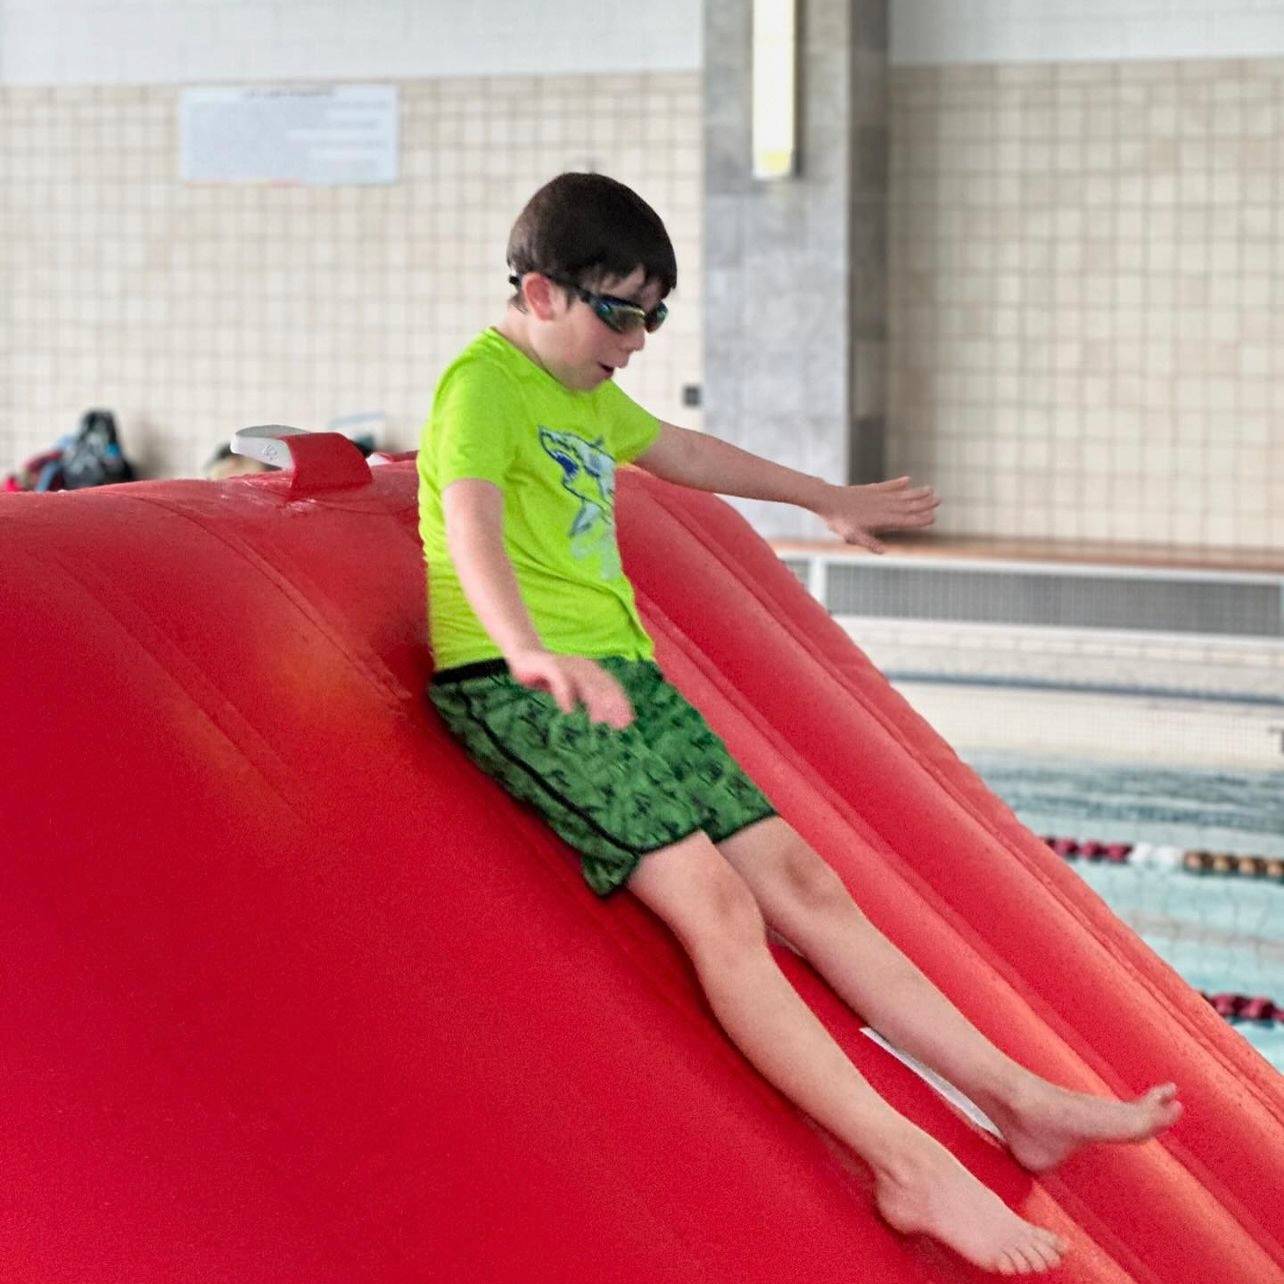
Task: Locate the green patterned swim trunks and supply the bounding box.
[428,655,777,897]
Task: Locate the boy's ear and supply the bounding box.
[521,273,563,322]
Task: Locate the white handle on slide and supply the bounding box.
[230,425,311,469]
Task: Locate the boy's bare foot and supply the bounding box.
[873,1133,1069,1274]
[985,1079,1183,1173]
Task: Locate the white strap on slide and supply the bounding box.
[861,1027,1004,1136]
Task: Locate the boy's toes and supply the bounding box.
[1025,1243,1054,1272]
[1037,1222,1068,1253]
[1035,1226,1068,1255]
[999,1237,1063,1275]
[997,1246,1032,1275]
[1028,1238,1062,1270]
[1143,1084,1183,1128]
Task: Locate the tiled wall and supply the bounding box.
[6,53,1282,558]
[888,57,1284,550]
[0,73,702,480]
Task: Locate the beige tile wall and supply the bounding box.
[888,57,1284,552]
[0,73,702,480]
[6,59,1281,559]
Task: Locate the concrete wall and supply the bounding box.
[703,0,890,538]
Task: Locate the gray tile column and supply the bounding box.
[704,0,888,537]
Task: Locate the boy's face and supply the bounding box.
[535,266,665,392]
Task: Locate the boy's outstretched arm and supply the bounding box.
[633,422,940,554]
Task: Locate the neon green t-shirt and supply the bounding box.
[417,328,663,670]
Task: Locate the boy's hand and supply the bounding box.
[507,650,636,729]
[814,476,940,555]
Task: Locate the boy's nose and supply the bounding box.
[623,325,647,352]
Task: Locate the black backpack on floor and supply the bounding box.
[60,409,136,489]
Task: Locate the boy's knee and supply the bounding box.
[723,819,856,920]
[695,860,766,949]
[631,833,767,955]
[779,848,855,916]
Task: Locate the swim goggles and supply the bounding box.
[508,272,668,335]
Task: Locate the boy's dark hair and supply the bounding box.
[506,172,677,306]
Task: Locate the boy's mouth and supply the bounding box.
[597,363,615,378]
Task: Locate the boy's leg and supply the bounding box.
[715,816,1181,1172]
[627,829,1067,1275]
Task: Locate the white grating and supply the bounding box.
[780,555,1284,640]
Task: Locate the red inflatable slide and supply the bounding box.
[2,433,1281,1283]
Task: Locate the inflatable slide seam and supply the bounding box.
[28,541,307,825]
[121,491,413,714]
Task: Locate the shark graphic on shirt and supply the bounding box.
[538,427,622,581]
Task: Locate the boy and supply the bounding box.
[417,172,1181,1276]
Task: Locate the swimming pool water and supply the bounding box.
[961,751,1284,1074]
